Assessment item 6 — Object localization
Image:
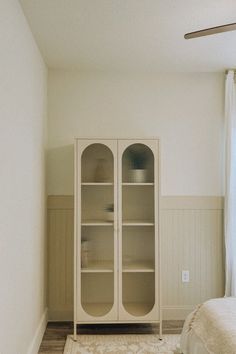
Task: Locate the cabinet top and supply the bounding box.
[74,137,160,141]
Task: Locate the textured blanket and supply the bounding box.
[185,297,236,354]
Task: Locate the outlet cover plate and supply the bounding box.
[182,270,190,283]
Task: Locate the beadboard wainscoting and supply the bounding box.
[161,197,224,320]
[47,196,224,321]
[48,196,74,320]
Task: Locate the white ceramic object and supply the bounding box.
[130,169,147,183]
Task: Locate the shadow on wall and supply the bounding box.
[47,144,74,195]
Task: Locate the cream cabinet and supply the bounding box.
[74,139,161,338]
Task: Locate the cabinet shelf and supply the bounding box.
[82,182,113,186]
[123,261,154,273]
[81,260,113,273]
[82,220,113,226]
[122,220,154,226]
[122,183,154,186]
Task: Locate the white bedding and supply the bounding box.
[180,311,209,354]
[180,297,236,354]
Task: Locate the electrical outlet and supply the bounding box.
[182,270,190,283]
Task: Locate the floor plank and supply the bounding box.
[38,321,184,353]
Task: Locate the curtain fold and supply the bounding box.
[224,70,236,297]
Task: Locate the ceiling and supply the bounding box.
[19,0,236,72]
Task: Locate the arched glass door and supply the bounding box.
[119,142,156,319]
[79,142,116,319]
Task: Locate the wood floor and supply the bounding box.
[38,321,184,353]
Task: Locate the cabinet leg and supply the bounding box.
[159,320,163,340]
[73,322,77,341]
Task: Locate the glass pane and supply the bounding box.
[122,186,154,223]
[81,185,114,223]
[122,143,154,183]
[122,143,155,316]
[81,273,114,316]
[122,273,155,316]
[122,226,155,269]
[81,143,114,317]
[82,143,114,183]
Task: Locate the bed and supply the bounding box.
[179,297,236,354]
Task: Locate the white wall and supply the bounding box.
[48,70,224,196]
[0,1,47,353]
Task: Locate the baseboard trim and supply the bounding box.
[162,306,194,320]
[27,308,48,354]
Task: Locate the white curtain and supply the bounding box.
[225,70,236,297]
